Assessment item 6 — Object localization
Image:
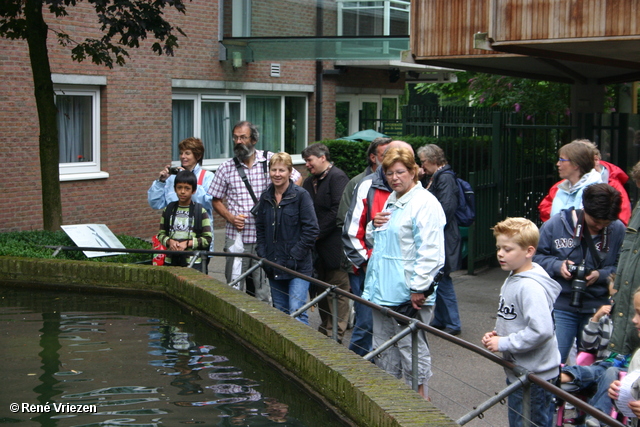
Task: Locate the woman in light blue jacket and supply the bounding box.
[363,147,446,399]
[148,137,214,250]
[550,140,602,218]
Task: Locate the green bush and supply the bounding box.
[0,230,153,264]
[320,135,491,180]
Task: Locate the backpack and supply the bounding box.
[443,171,475,227]
[163,201,204,236]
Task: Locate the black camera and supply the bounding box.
[169,166,182,175]
[568,262,591,308]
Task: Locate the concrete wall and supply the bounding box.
[0,257,456,427]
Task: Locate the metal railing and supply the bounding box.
[45,245,627,427]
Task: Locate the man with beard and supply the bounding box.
[208,121,302,302]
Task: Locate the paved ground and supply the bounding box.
[207,230,511,426]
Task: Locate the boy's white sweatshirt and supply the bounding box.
[495,262,562,381]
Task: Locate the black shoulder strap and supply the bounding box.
[263,150,271,175]
[163,201,179,233]
[191,202,203,235]
[233,156,259,204]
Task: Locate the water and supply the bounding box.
[0,286,349,427]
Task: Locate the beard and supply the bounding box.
[234,142,256,161]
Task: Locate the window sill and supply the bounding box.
[60,171,110,182]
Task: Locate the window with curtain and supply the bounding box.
[247,95,281,153]
[171,92,307,163]
[172,99,194,160]
[55,87,101,177]
[201,100,240,159]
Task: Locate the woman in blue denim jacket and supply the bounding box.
[255,152,319,324]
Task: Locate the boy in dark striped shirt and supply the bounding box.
[157,170,212,273]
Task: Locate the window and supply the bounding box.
[336,101,351,138]
[55,86,105,180]
[232,0,252,37]
[337,0,410,37]
[172,91,308,166]
[336,94,401,135]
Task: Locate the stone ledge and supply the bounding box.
[0,256,457,427]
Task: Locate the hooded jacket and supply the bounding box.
[342,168,393,270]
[362,184,446,307]
[255,181,319,280]
[534,207,625,313]
[494,263,562,381]
[539,160,631,225]
[550,169,603,218]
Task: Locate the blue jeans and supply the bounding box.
[348,272,373,357]
[269,278,310,325]
[431,274,461,331]
[590,364,623,415]
[554,309,592,363]
[507,379,555,427]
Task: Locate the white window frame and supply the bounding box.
[172,90,308,169]
[336,0,411,37]
[336,94,399,135]
[54,85,107,181]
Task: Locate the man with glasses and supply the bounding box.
[208,121,302,302]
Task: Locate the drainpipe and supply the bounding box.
[315,0,324,141]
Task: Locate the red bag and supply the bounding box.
[152,236,166,266]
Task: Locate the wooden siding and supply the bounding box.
[412,0,640,59]
[411,0,502,58]
[491,0,640,42]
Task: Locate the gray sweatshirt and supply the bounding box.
[495,263,562,381]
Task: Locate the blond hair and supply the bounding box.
[381,147,419,184]
[492,217,539,250]
[269,152,293,172]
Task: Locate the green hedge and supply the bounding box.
[0,230,152,263]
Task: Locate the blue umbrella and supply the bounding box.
[338,129,388,142]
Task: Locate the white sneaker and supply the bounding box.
[585,416,600,427]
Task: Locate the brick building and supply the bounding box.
[0,0,445,237]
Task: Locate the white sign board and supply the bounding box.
[60,224,126,258]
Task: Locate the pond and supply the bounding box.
[0,286,350,427]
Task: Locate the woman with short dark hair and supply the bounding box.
[148,137,214,222]
[418,144,462,336]
[535,183,625,362]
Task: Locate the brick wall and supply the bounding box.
[0,0,402,238]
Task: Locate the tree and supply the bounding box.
[0,0,187,231]
[416,71,571,118]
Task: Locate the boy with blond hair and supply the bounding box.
[483,217,562,427]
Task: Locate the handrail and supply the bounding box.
[43,245,627,427]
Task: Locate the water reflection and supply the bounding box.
[0,288,348,427]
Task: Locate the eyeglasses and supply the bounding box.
[558,157,571,162]
[232,135,250,142]
[385,169,408,178]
